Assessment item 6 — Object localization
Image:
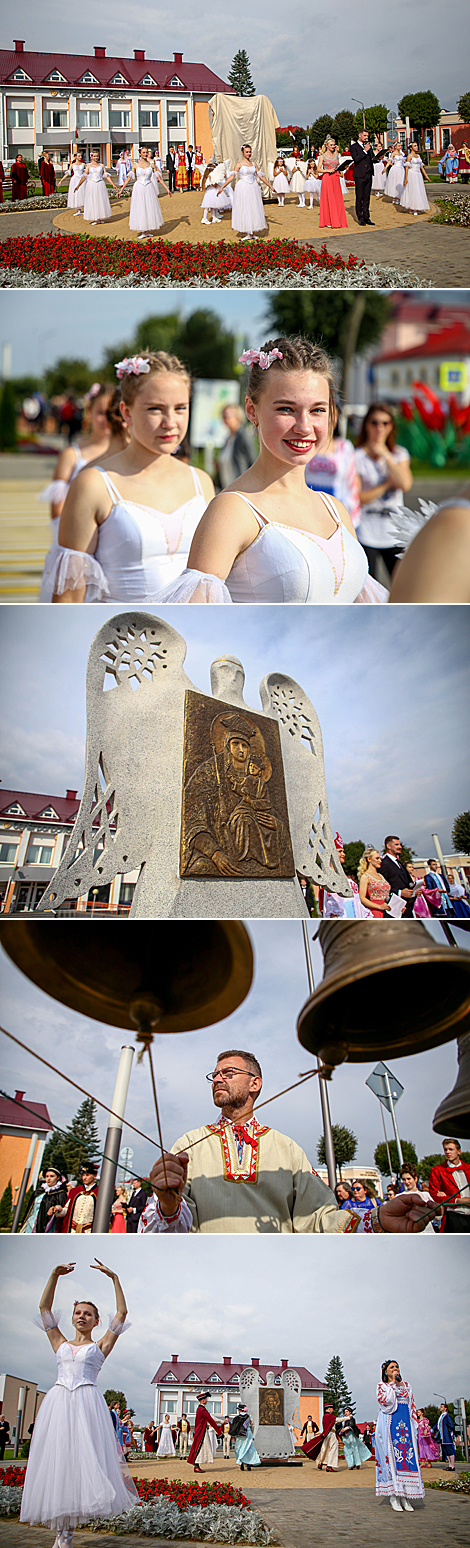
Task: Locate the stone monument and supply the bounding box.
[38,611,352,920]
[239,1367,302,1459]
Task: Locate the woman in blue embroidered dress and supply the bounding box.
[375,1359,425,1513]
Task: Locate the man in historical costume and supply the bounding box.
[186,145,196,188]
[11,154,29,200]
[139,1050,433,1236]
[320,833,373,919]
[54,1161,99,1233]
[302,1403,338,1470]
[375,1359,425,1512]
[349,130,386,225]
[380,835,422,917]
[433,1404,456,1470]
[176,146,189,191]
[187,1393,223,1472]
[181,711,288,878]
[23,1162,68,1234]
[301,1416,319,1443]
[193,147,206,190]
[428,1138,470,1233]
[177,1415,191,1457]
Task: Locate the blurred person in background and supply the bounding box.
[354,403,413,580]
[217,403,257,487]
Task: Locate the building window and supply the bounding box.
[4,803,25,816]
[119,883,135,905]
[27,843,54,864]
[390,369,400,386]
[110,73,129,86]
[168,76,183,88]
[160,1399,177,1414]
[140,110,159,128]
[43,110,68,128]
[37,806,59,819]
[8,108,34,128]
[140,75,157,86]
[0,843,18,863]
[109,110,131,128]
[77,110,100,129]
[79,72,99,85]
[46,71,67,83]
[167,109,186,129]
[9,69,32,82]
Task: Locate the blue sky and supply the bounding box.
[1,1234,468,1423]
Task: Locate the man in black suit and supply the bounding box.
[126,1178,148,1233]
[380,835,423,918]
[349,130,385,225]
[166,147,177,193]
[186,145,196,189]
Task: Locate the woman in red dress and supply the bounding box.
[358,847,391,918]
[40,152,56,196]
[11,154,29,200]
[318,137,348,228]
[0,161,4,203]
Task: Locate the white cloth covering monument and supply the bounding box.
[38,611,351,920]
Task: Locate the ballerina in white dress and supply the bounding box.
[272,157,290,206]
[157,335,387,605]
[157,1415,176,1458]
[38,382,112,543]
[400,143,431,213]
[120,152,167,238]
[384,144,405,204]
[218,145,273,237]
[20,1259,138,1547]
[58,156,87,214]
[371,153,386,197]
[40,350,214,604]
[76,152,115,224]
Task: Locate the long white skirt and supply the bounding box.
[386,161,404,200]
[372,160,386,192]
[20,1383,137,1530]
[129,180,164,232]
[157,1425,175,1457]
[400,165,430,212]
[232,178,267,233]
[67,171,86,210]
[83,177,112,222]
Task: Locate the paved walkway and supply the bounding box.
[254,1486,470,1547]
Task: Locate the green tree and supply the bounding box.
[451,811,470,854]
[101,312,182,379]
[317,1125,358,1179]
[424,1403,439,1429]
[174,309,236,380]
[353,104,388,139]
[323,1355,354,1414]
[457,92,470,125]
[374,1139,418,1177]
[343,841,365,880]
[20,1185,34,1226]
[0,381,18,450]
[44,358,93,397]
[228,50,255,97]
[265,292,390,399]
[330,110,355,148]
[309,114,334,149]
[399,843,416,869]
[41,1133,69,1176]
[419,1150,470,1184]
[11,374,41,398]
[104,1389,127,1416]
[62,1098,100,1178]
[397,91,441,142]
[0,1179,13,1229]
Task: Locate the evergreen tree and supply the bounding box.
[309,114,334,149]
[0,381,18,450]
[20,1185,34,1226]
[0,1178,13,1229]
[374,1139,418,1177]
[317,1125,358,1179]
[457,92,470,125]
[62,1098,100,1177]
[228,50,255,97]
[343,841,365,881]
[451,811,470,854]
[41,1129,69,1174]
[323,1355,354,1414]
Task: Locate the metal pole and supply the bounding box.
[92,1046,135,1234]
[432,832,450,888]
[383,1071,403,1169]
[302,924,337,1189]
[379,1103,394,1179]
[11,1133,38,1233]
[14,1387,25,1458]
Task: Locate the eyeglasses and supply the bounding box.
[206,1067,250,1083]
[369,418,392,427]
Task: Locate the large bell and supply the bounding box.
[0,921,253,1035]
[297,921,470,1068]
[433,1033,470,1138]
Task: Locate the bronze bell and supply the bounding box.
[297,921,470,1069]
[433,1033,470,1138]
[0,920,253,1034]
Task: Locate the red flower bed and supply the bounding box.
[0,232,363,283]
[132,1476,250,1511]
[0,1466,25,1486]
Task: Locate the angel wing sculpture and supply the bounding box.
[238,1366,302,1458]
[37,612,351,919]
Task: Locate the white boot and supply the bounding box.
[201,213,210,224]
[390,1495,403,1512]
[402,1500,414,1512]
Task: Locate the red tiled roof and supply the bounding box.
[0,1092,52,1131]
[152,1359,325,1389]
[0,788,80,822]
[373,318,470,364]
[0,47,233,94]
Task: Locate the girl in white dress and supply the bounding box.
[20,1259,138,1547]
[201,161,233,224]
[272,156,290,205]
[218,145,273,238]
[39,382,113,541]
[120,151,166,238]
[116,151,129,188]
[384,144,405,204]
[58,156,87,214]
[400,144,431,213]
[41,351,214,604]
[157,335,386,605]
[76,152,115,224]
[157,1414,176,1458]
[371,153,386,197]
[290,156,306,206]
[304,157,321,206]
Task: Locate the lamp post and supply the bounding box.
[93,1046,135,1234]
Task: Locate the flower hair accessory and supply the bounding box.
[238,348,284,370]
[115,356,151,380]
[84,382,103,401]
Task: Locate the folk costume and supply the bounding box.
[139,1118,367,1234]
[336,1413,371,1469]
[428,1156,470,1233]
[302,1406,337,1468]
[20,1311,137,1534]
[434,1410,456,1466]
[22,1172,68,1234]
[230,1407,261,1469]
[187,1398,223,1468]
[176,150,189,191]
[193,149,205,190]
[439,148,459,182]
[375,1379,425,1503]
[417,1415,439,1465]
[59,1179,98,1234]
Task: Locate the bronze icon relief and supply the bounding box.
[180,690,295,879]
[258,1388,285,1426]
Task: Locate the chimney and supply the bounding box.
[14,40,25,52]
[134,49,145,60]
[94,46,106,58]
[280,1359,288,1370]
[66,789,78,800]
[171,1355,178,1364]
[251,1357,260,1369]
[223,1357,231,1366]
[15,1090,25,1103]
[174,52,183,66]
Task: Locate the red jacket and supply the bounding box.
[302,1407,336,1460]
[429,1160,470,1232]
[187,1403,223,1465]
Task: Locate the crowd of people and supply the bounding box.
[318,833,470,922]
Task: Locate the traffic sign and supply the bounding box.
[440,362,467,391]
[365,1062,404,1112]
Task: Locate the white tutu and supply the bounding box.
[290,167,305,193]
[129,167,164,231]
[83,166,112,222]
[304,176,321,196]
[232,166,266,232]
[386,157,405,200]
[20,1342,137,1531]
[202,183,232,211]
[400,160,430,212]
[273,172,290,194]
[372,159,386,192]
[157,1423,175,1458]
[67,168,86,210]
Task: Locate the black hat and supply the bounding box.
[81,1160,99,1176]
[199,1391,210,1400]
